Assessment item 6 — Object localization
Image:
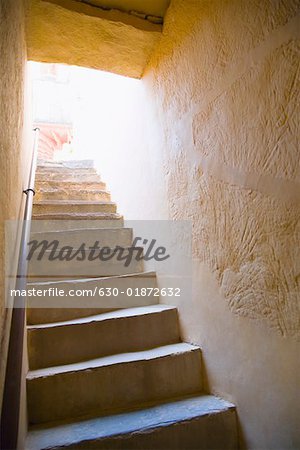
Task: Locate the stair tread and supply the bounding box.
[27,271,156,286]
[34,200,116,205]
[37,189,110,195]
[27,343,200,379]
[27,304,175,329]
[30,226,130,235]
[37,159,94,167]
[26,395,235,450]
[32,212,122,219]
[37,180,103,184]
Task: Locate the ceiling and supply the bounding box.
[77,0,171,18]
[28,0,164,79]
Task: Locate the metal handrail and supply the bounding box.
[0,128,40,450]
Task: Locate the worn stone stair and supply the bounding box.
[30,227,133,248]
[33,200,117,215]
[27,343,202,424]
[36,187,111,202]
[31,212,123,227]
[26,271,158,324]
[26,160,237,449]
[32,161,121,223]
[26,395,237,450]
[27,246,145,280]
[27,305,180,370]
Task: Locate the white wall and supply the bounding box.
[72,67,169,220]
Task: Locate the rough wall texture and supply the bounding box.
[134,1,300,448]
[20,1,299,447]
[0,0,32,414]
[146,0,300,338]
[90,1,300,448]
[85,0,170,18]
[26,0,162,78]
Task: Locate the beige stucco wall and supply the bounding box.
[81,0,171,18]
[144,1,300,448]
[0,0,32,421]
[26,0,162,78]
[91,1,299,448]
[19,0,299,447]
[150,0,300,338]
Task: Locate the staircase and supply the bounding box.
[25,160,237,450]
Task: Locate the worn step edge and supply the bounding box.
[26,395,236,450]
[34,200,116,206]
[27,270,159,310]
[36,189,110,195]
[26,272,158,324]
[37,159,95,168]
[27,343,200,379]
[36,180,104,185]
[27,304,174,330]
[27,271,157,287]
[30,226,132,238]
[27,305,180,370]
[27,246,145,278]
[31,212,123,220]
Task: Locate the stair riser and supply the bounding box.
[27,273,157,324]
[59,409,237,450]
[27,349,202,424]
[30,228,133,249]
[37,160,94,169]
[33,203,117,214]
[36,181,107,191]
[30,219,124,231]
[28,309,180,370]
[36,167,98,175]
[27,249,144,279]
[35,174,101,182]
[27,308,118,326]
[36,190,111,202]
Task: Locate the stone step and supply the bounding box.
[27,247,144,280]
[27,305,180,370]
[37,159,95,169]
[27,343,202,424]
[27,307,118,327]
[33,200,117,215]
[30,227,133,248]
[35,188,111,202]
[36,166,97,174]
[26,272,158,324]
[35,180,107,191]
[35,172,102,182]
[35,169,99,181]
[26,395,237,450]
[30,215,124,231]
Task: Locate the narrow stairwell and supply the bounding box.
[25,160,238,450]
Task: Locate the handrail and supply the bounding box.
[0,128,40,450]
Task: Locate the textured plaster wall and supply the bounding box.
[141,0,300,448]
[0,0,32,419]
[147,0,300,338]
[85,0,171,18]
[29,1,299,447]
[26,0,162,78]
